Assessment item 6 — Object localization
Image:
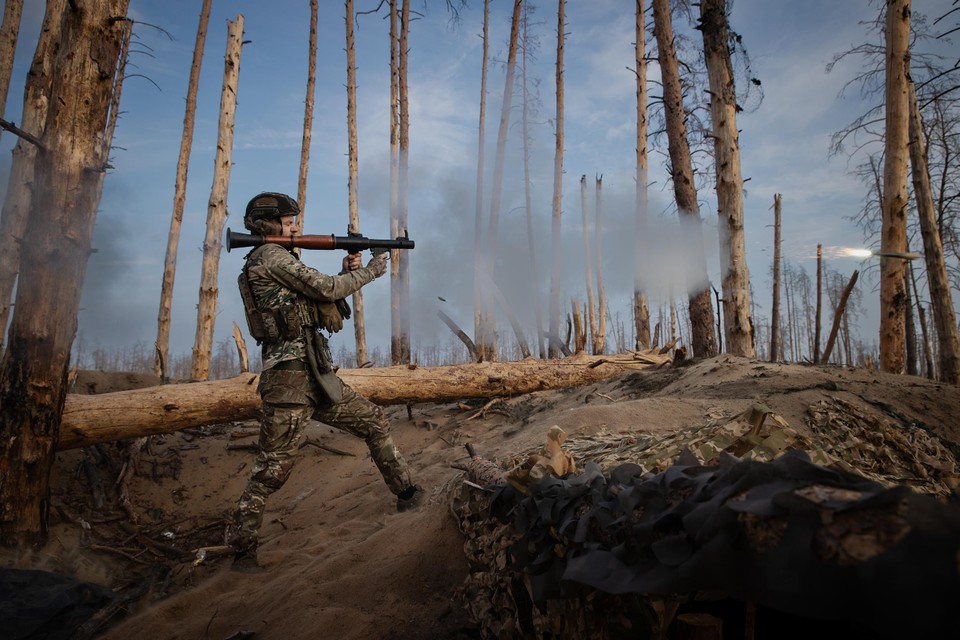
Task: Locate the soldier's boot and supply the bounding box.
[396,485,425,512]
[231,546,265,574]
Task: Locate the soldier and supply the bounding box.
[230,192,422,572]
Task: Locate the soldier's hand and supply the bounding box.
[342,252,362,272]
[366,252,388,278]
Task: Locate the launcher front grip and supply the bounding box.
[226,228,415,253]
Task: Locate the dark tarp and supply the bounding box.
[0,567,113,640]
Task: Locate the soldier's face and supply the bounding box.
[280,215,298,235]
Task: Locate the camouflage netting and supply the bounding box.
[450,398,960,639]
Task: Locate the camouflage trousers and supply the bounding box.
[231,366,413,552]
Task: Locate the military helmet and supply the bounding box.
[243,192,300,235]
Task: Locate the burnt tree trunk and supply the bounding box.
[700,0,754,357]
[521,1,544,358]
[345,0,368,366]
[652,0,717,358]
[0,0,24,145]
[0,0,131,547]
[191,16,244,381]
[0,0,64,355]
[633,0,651,350]
[879,0,911,373]
[473,0,492,360]
[548,0,566,358]
[770,194,782,362]
[156,0,212,380]
[57,354,671,450]
[908,79,959,383]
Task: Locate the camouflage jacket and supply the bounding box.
[242,244,377,369]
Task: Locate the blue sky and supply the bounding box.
[1,0,956,361]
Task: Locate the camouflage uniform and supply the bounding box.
[232,242,414,554]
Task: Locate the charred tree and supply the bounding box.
[651,0,717,358]
[155,0,212,380]
[548,0,566,358]
[191,15,244,381]
[699,0,755,357]
[0,0,24,144]
[814,244,823,363]
[633,0,651,350]
[879,0,910,374]
[389,0,401,363]
[473,0,492,361]
[770,193,782,362]
[396,0,411,363]
[298,0,318,219]
[520,0,545,359]
[580,175,597,352]
[345,0,368,366]
[908,79,960,383]
[0,0,63,355]
[595,175,607,355]
[0,0,131,546]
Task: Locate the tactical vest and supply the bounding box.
[238,246,351,343]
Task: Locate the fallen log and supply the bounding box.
[58,353,668,450]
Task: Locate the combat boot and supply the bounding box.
[396,485,425,512]
[231,549,265,573]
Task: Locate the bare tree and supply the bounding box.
[547,0,566,358]
[345,0,368,366]
[594,175,607,354]
[908,78,960,383]
[699,0,755,357]
[0,0,131,545]
[389,0,401,363]
[520,0,545,358]
[633,0,651,350]
[481,0,523,362]
[770,193,782,361]
[191,16,244,381]
[579,175,597,351]
[298,0,318,220]
[0,0,24,143]
[879,0,911,373]
[473,0,491,360]
[814,243,823,363]
[155,0,212,380]
[397,0,411,363]
[651,0,717,358]
[0,0,64,355]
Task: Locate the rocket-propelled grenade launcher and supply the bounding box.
[226,228,415,256]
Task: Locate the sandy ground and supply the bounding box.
[5,356,960,639]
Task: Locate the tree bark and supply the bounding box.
[908,79,959,383]
[156,0,211,379]
[473,0,492,359]
[397,0,411,363]
[548,0,566,358]
[652,0,717,359]
[345,0,368,366]
[700,0,755,358]
[298,0,318,219]
[814,244,822,363]
[0,0,24,145]
[770,194,782,362]
[191,16,243,381]
[521,1,544,359]
[0,0,131,547]
[580,175,597,351]
[879,0,911,374]
[594,175,607,355]
[57,354,671,451]
[633,0,651,351]
[0,0,64,355]
[821,270,859,364]
[389,0,401,363]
